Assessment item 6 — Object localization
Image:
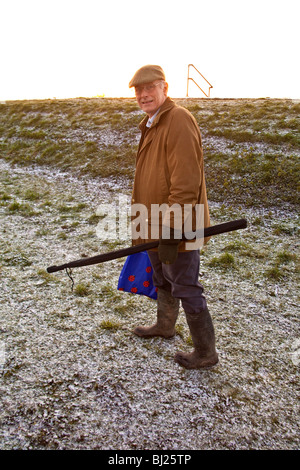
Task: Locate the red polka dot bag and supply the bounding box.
[117,251,157,299]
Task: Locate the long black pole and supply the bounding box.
[47,218,247,273]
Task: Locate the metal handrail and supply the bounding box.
[186,64,213,97]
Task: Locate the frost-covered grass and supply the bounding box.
[0,97,299,450]
[0,97,299,206]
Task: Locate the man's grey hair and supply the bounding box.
[158,80,168,91]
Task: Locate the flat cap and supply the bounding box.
[129,65,165,88]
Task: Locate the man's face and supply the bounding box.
[135,81,168,118]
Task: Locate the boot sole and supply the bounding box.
[133,331,176,339]
[133,327,176,339]
[174,353,219,370]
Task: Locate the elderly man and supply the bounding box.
[129,65,218,369]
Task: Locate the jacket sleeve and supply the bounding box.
[162,107,204,232]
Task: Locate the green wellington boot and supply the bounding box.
[133,288,180,339]
[174,307,219,369]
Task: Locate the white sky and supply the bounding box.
[1,0,299,100]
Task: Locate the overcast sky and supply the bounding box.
[1,0,299,100]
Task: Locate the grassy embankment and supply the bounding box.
[0,97,299,208]
[1,97,299,280]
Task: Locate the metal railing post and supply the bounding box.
[186,64,213,97]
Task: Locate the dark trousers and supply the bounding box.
[147,250,207,314]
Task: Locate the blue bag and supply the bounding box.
[117,251,157,300]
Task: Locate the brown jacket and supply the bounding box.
[131,97,210,251]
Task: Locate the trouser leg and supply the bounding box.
[147,250,207,314]
[148,250,218,369]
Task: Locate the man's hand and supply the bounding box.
[158,228,181,264]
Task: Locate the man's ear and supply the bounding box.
[164,82,169,96]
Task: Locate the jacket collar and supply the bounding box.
[139,97,175,130]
